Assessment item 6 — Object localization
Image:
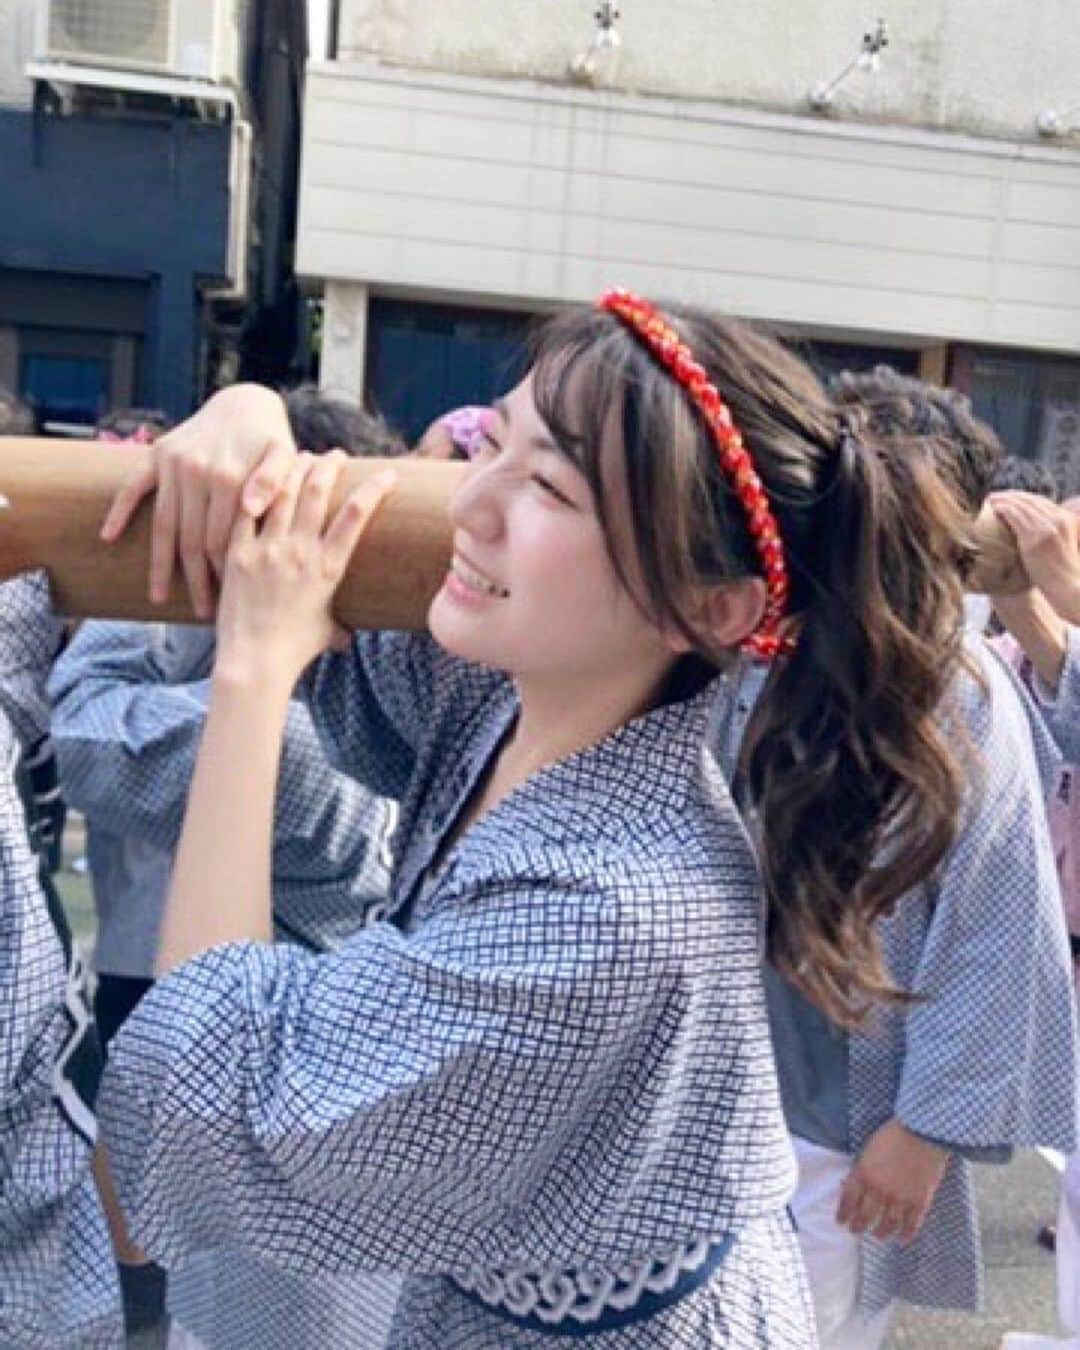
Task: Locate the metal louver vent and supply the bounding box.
[47,0,171,70]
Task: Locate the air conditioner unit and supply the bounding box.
[38,0,242,85]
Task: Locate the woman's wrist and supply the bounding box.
[992,589,1068,690]
[211,656,296,711]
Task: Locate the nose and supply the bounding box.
[449,453,504,544]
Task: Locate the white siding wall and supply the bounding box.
[299,64,1080,355]
[338,0,1080,141]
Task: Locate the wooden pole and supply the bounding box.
[0,439,464,630]
[0,438,1028,630]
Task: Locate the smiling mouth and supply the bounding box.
[451,555,510,598]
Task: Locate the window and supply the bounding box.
[799,340,919,383]
[952,346,1080,494]
[20,354,109,431]
[367,299,533,444]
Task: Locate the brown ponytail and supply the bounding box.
[529,303,980,1026]
[741,415,972,1024]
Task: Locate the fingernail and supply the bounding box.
[0,493,9,511]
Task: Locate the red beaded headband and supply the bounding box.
[597,287,792,660]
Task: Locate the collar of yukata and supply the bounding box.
[597,287,794,660]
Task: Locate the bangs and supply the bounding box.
[526,306,739,648]
[528,307,635,499]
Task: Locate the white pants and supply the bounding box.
[790,1136,893,1350]
[1059,1149,1080,1336]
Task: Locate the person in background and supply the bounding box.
[715,370,1077,1348]
[50,385,405,1349]
[989,488,1080,1350]
[0,387,122,1346]
[415,404,491,460]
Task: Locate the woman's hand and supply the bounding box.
[100,384,298,619]
[213,452,395,692]
[990,492,1080,625]
[835,1118,948,1244]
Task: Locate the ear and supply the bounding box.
[663,577,768,654]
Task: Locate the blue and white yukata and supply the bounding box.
[0,575,122,1348]
[99,632,815,1347]
[712,637,1078,1324]
[48,620,401,1349]
[48,621,397,963]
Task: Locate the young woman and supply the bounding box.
[98,293,983,1346]
[711,371,1076,1347]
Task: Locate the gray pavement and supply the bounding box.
[889,1151,1066,1348]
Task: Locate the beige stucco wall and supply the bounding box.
[337,0,1080,141]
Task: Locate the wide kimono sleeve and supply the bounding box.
[300,631,450,799]
[98,875,690,1279]
[1017,624,1080,764]
[893,651,1079,1152]
[49,623,394,935]
[0,572,64,750]
[0,716,121,1346]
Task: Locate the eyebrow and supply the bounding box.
[492,396,558,453]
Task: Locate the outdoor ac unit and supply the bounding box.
[39,0,242,84]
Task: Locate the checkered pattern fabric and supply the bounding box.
[168,1252,402,1349]
[48,622,395,971]
[0,572,64,750]
[1027,624,1080,764]
[100,632,806,1347]
[711,637,1078,1318]
[0,711,122,1347]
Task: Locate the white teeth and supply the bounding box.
[452,557,508,598]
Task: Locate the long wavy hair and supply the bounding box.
[528,304,972,1026]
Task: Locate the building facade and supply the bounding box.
[299,0,1080,481]
[0,0,307,430]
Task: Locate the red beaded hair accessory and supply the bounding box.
[597,287,793,659]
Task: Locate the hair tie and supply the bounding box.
[597,287,793,659]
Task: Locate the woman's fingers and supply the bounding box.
[991,491,1071,544]
[868,1203,905,1242]
[262,456,313,539]
[205,469,246,579]
[243,436,300,517]
[148,459,180,605]
[896,1203,924,1245]
[177,460,215,620]
[293,450,346,540]
[100,457,157,543]
[321,470,396,580]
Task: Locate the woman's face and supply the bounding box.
[427,373,676,687]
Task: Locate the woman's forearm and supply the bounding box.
[991,589,1069,691]
[155,669,291,976]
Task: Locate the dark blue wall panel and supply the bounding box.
[0,108,229,418]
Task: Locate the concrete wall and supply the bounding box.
[298,64,1080,355]
[336,0,1080,141]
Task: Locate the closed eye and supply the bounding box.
[533,474,576,507]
